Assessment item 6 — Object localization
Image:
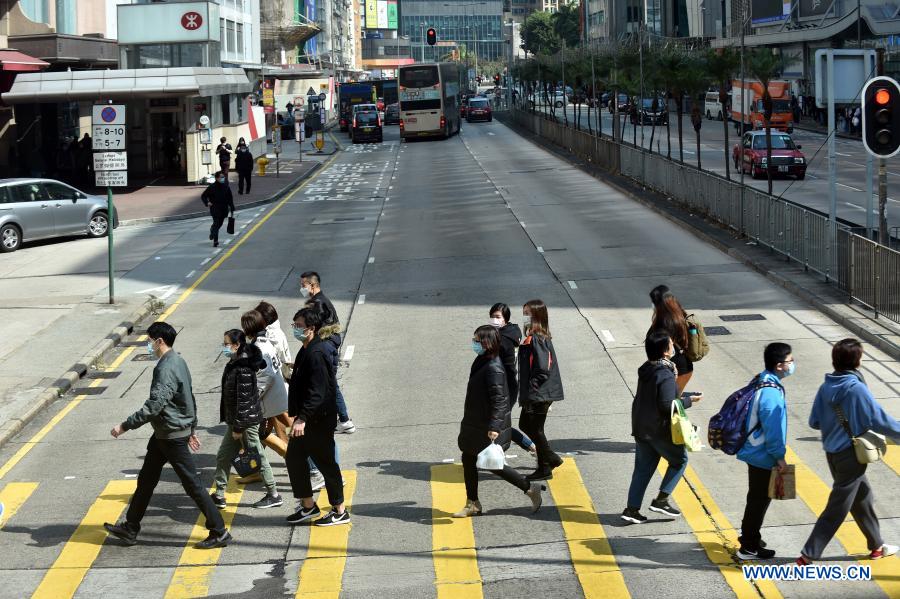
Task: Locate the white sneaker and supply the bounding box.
[310,472,326,491]
[335,420,356,434]
[870,544,898,559]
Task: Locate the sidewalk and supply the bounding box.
[793,116,861,140]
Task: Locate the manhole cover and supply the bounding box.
[704,326,731,336]
[720,314,766,322]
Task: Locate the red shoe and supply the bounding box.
[869,544,898,560]
[796,555,812,566]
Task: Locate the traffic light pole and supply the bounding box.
[879,158,888,243]
[827,53,837,281]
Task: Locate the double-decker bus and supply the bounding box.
[398,62,463,140]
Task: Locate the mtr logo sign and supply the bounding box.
[181,11,203,30]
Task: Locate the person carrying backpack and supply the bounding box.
[734,342,792,560]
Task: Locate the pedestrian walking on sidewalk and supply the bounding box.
[285,306,350,526]
[105,322,231,549]
[241,310,290,461]
[489,303,536,456]
[735,342,791,560]
[300,272,355,434]
[453,325,545,518]
[212,329,283,510]
[201,172,234,247]
[797,339,900,566]
[649,285,694,395]
[518,299,564,481]
[216,137,233,175]
[235,138,253,195]
[622,331,701,524]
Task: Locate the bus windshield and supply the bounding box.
[399,66,439,88]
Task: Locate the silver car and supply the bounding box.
[0,179,117,253]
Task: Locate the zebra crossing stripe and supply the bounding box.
[0,481,38,530]
[431,464,483,599]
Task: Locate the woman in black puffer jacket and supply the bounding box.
[211,329,283,510]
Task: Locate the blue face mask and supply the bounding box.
[783,362,796,377]
[146,340,155,357]
[472,341,486,356]
[293,327,308,342]
[223,346,234,357]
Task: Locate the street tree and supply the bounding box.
[707,48,740,179]
[654,46,688,160]
[521,11,559,56]
[553,1,581,48]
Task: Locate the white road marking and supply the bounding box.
[601,329,615,343]
[185,270,196,279]
[161,286,180,300]
[537,246,544,253]
[358,294,366,305]
[520,221,526,228]
[343,345,355,361]
[837,182,863,192]
[368,257,375,264]
[488,132,496,136]
[836,152,852,157]
[135,284,175,295]
[441,458,455,463]
[201,257,211,265]
[567,280,578,289]
[64,476,76,480]
[213,249,222,255]
[375,231,380,235]
[125,474,137,478]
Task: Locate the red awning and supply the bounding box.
[0,50,50,72]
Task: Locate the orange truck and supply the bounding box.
[730,79,794,133]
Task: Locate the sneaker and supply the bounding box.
[196,531,232,549]
[286,503,321,524]
[452,500,483,518]
[526,482,545,513]
[103,521,139,546]
[621,508,648,524]
[738,536,767,549]
[649,498,681,517]
[796,555,812,566]
[253,493,283,509]
[310,471,326,491]
[315,508,350,526]
[737,547,776,560]
[870,544,898,560]
[210,492,226,509]
[335,420,356,434]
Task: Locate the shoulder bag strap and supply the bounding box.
[830,399,855,441]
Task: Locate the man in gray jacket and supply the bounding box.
[104,322,231,549]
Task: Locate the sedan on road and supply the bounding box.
[465,97,493,122]
[351,110,383,144]
[733,131,807,180]
[630,97,668,125]
[0,178,116,253]
[384,103,400,125]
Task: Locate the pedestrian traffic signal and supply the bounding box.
[862,76,900,158]
[426,28,437,46]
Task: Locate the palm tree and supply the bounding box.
[748,48,786,195]
[707,48,740,179]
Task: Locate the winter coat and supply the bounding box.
[809,371,900,454]
[201,182,235,214]
[498,323,522,406]
[518,334,564,407]
[288,336,337,431]
[234,146,254,173]
[458,355,512,455]
[122,350,197,439]
[310,291,339,326]
[253,335,289,418]
[266,320,292,367]
[737,370,787,469]
[220,344,266,432]
[631,360,693,442]
[318,322,343,368]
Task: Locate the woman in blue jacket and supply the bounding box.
[797,339,900,565]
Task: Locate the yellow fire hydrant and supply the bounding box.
[257,156,269,176]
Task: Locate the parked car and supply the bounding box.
[704,91,725,120]
[384,103,400,125]
[610,93,630,113]
[465,97,492,122]
[541,91,568,108]
[630,97,668,125]
[351,109,383,144]
[732,131,806,180]
[0,179,118,253]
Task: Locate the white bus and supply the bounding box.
[398,62,463,140]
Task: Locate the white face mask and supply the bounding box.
[489,317,503,328]
[300,286,311,299]
[523,315,531,328]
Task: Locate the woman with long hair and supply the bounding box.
[489,302,536,456]
[649,285,693,395]
[241,310,290,461]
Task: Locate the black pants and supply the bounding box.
[739,464,772,550]
[461,452,529,501]
[286,427,344,506]
[209,208,227,243]
[519,402,560,469]
[125,436,225,535]
[238,170,251,194]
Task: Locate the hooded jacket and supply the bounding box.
[458,355,512,454]
[809,371,900,454]
[631,360,692,441]
[737,370,787,469]
[220,344,266,432]
[498,323,522,405]
[518,334,564,406]
[288,336,337,430]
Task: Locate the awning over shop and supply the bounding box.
[1,67,252,103]
[0,50,49,72]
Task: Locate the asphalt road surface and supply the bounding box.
[0,121,897,598]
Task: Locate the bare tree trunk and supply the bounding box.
[677,95,685,163]
[722,86,731,180]
[765,117,773,195]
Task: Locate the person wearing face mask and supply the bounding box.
[211,329,283,510]
[454,325,545,518]
[797,339,900,566]
[489,303,536,457]
[105,322,231,549]
[201,171,234,247]
[234,137,254,195]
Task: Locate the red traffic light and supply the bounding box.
[875,89,890,105]
[426,28,437,46]
[862,76,900,159]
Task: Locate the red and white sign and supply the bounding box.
[181,11,203,30]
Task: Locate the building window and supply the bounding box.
[227,20,236,56]
[221,94,232,125]
[221,19,228,53]
[236,23,244,57]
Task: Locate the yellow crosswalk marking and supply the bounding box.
[31,479,136,599]
[548,458,630,599]
[665,464,784,599]
[164,476,245,599]
[0,482,38,529]
[785,446,898,597]
[296,470,358,598]
[430,464,483,599]
[879,440,899,476]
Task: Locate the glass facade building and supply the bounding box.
[400,0,504,62]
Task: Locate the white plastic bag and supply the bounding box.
[475,441,506,470]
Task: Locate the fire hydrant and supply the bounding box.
[257,156,269,176]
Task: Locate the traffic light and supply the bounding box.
[426,28,437,46]
[862,76,900,158]
[493,73,500,85]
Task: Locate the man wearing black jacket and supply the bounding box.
[284,306,349,526]
[201,172,234,247]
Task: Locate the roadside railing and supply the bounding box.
[508,108,900,325]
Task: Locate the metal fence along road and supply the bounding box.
[508,108,900,325]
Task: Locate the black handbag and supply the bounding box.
[226,216,235,235]
[231,434,261,477]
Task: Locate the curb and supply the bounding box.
[794,124,859,141]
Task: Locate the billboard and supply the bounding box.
[305,0,317,56]
[387,0,397,29]
[751,0,790,24]
[366,0,378,28]
[377,1,388,28]
[799,0,832,18]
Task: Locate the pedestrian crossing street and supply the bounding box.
[1,448,897,599]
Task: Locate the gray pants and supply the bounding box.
[801,447,883,559]
[214,424,276,494]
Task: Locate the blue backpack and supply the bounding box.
[708,377,781,455]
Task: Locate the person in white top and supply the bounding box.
[257,301,292,371]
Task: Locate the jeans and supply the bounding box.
[286,427,344,505]
[237,170,251,194]
[739,464,772,550]
[336,385,350,422]
[511,428,534,451]
[125,436,225,535]
[461,452,529,502]
[519,402,560,468]
[626,437,688,509]
[214,424,276,493]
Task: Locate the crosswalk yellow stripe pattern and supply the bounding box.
[164,476,245,599]
[547,458,630,599]
[31,479,136,599]
[0,481,38,530]
[296,469,358,598]
[430,463,483,599]
[880,440,899,476]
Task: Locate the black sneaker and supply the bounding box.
[621,508,648,524]
[210,492,226,509]
[649,498,681,517]
[738,536,767,549]
[103,521,139,546]
[737,546,776,560]
[315,509,350,527]
[253,493,283,509]
[286,504,321,524]
[196,530,232,550]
